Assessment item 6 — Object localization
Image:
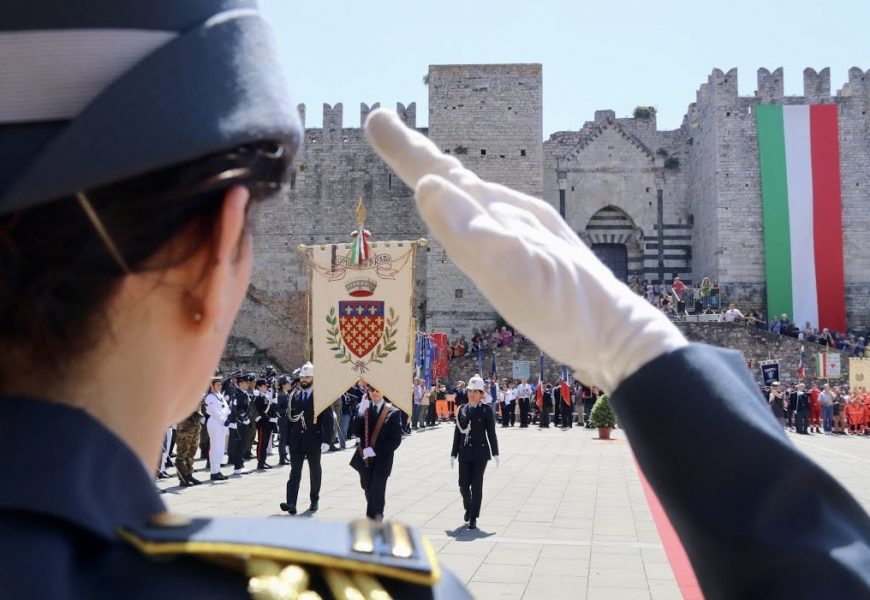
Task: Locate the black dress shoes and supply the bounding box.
[308,502,319,513]
[464,510,470,523]
[210,473,228,481]
[468,519,477,530]
[279,503,297,515]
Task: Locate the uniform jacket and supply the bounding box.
[228,386,251,426]
[0,397,467,598]
[451,403,499,462]
[204,392,230,424]
[286,388,331,453]
[350,402,403,475]
[611,343,870,598]
[253,391,275,423]
[275,391,290,422]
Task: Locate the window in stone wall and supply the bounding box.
[480,149,487,156]
[455,289,463,298]
[521,149,526,157]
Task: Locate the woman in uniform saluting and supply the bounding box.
[451,374,500,530]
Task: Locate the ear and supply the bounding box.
[194,186,251,332]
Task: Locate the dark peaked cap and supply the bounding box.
[0,0,302,215]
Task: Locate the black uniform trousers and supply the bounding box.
[227,423,249,470]
[286,448,321,506]
[501,401,516,427]
[277,418,289,463]
[518,398,530,427]
[358,464,389,519]
[540,404,550,428]
[560,402,573,427]
[458,459,488,520]
[255,420,272,467]
[795,408,810,434]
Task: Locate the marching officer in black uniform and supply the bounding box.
[280,362,330,515]
[451,375,500,530]
[350,382,404,520]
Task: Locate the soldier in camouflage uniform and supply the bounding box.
[176,409,203,487]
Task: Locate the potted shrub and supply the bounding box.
[589,394,616,439]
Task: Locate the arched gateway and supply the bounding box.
[583,206,644,283]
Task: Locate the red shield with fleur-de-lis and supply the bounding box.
[338,301,385,359]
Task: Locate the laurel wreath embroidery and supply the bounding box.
[326,307,352,363]
[326,306,400,371]
[370,307,399,364]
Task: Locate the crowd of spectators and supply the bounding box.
[450,326,521,359]
[766,381,869,435]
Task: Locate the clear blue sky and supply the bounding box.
[261,0,869,134]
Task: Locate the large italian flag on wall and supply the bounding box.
[755,104,845,332]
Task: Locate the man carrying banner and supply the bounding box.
[280,362,330,515]
[451,375,499,530]
[350,382,403,521]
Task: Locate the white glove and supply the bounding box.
[357,398,371,415]
[320,443,330,453]
[493,455,500,468]
[450,456,455,469]
[362,447,376,459]
[365,110,687,392]
[228,423,238,430]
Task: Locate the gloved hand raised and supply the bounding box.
[357,398,371,415]
[365,110,687,392]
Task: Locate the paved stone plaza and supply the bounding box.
[160,423,870,600]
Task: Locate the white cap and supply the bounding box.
[467,374,485,391]
[299,362,314,377]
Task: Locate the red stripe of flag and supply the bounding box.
[810,104,846,332]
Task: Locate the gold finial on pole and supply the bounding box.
[355,197,367,228]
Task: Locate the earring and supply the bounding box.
[193,311,203,322]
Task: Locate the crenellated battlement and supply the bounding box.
[837,67,870,97]
[756,67,784,102]
[293,102,418,131]
[803,67,831,101]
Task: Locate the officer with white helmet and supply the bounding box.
[281,361,331,515]
[450,374,500,530]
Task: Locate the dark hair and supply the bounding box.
[0,142,291,383]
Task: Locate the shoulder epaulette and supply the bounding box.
[119,515,446,598]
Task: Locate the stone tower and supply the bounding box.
[425,64,544,333]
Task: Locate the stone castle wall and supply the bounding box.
[226,64,870,372]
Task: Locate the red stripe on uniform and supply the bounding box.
[635,459,704,599]
[810,104,846,332]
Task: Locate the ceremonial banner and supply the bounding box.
[308,203,418,418]
[512,361,531,380]
[431,332,449,380]
[756,104,846,332]
[760,361,780,386]
[849,358,870,391]
[816,352,842,379]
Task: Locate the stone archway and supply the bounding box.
[582,206,644,283]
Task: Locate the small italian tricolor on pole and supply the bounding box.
[756,104,846,332]
[350,197,371,266]
[816,352,829,379]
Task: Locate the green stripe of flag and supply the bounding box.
[756,105,793,321]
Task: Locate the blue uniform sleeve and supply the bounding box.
[611,343,870,598]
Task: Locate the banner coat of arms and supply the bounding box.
[306,200,420,418]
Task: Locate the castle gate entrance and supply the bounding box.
[591,244,628,282]
[583,206,643,284]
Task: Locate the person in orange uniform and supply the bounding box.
[809,382,822,434]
